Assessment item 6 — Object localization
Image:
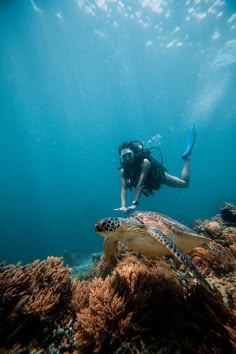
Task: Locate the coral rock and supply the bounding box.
[203,220,223,237]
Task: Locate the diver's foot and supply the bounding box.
[181,123,196,160]
[182,153,192,161]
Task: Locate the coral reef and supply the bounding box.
[72,255,235,353]
[0,204,235,353]
[0,257,75,353]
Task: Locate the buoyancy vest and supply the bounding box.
[122,150,166,196]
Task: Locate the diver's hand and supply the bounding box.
[114,204,138,213]
[125,204,137,213]
[114,206,128,213]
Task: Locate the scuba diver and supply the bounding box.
[114,123,196,213]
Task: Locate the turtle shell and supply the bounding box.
[132,210,208,253]
[133,211,195,233]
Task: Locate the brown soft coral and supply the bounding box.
[72,256,181,352]
[223,227,236,254]
[24,257,72,315]
[190,242,235,276]
[72,280,91,313]
[73,254,235,353]
[112,255,184,335]
[0,257,73,349]
[75,278,127,352]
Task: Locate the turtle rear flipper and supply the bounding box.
[147,227,213,293]
[104,238,118,267]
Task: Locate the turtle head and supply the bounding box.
[95,217,121,237]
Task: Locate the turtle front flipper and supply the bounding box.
[148,227,213,293]
[104,238,118,267]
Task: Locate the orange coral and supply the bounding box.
[224,227,236,254]
[72,280,91,313]
[190,242,235,276]
[72,254,235,353]
[76,278,127,351]
[0,257,73,349]
[25,257,72,315]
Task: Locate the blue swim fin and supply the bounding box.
[182,122,196,160]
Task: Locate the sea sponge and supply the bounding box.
[203,220,223,237]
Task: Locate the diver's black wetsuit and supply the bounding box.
[122,153,166,196]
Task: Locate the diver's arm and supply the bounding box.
[114,168,127,211]
[134,159,151,204]
[122,159,151,213]
[120,168,127,207]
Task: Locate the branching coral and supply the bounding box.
[72,280,91,313]
[72,254,235,354]
[0,257,73,349]
[190,242,235,276]
[112,255,184,334]
[76,278,127,351]
[24,257,72,315]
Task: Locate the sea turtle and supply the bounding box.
[94,211,212,292]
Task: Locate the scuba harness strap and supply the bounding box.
[118,141,167,195]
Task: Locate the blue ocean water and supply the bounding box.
[0,0,235,264]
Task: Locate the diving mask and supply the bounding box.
[120,148,135,164]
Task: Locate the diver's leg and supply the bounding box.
[165,123,195,188]
[181,156,190,185]
[164,157,190,188]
